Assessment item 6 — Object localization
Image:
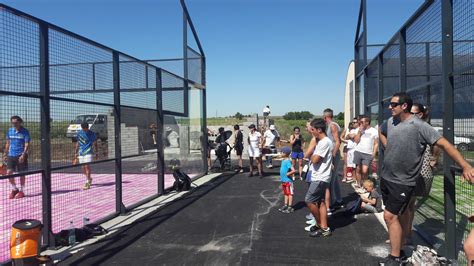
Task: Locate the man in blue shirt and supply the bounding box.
[3,116,31,199]
[74,122,98,190]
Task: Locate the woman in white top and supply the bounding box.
[247,124,263,177]
[341,118,358,182]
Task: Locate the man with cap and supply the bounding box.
[247,124,263,177]
[263,125,280,168]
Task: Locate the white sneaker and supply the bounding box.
[327,209,333,216]
[306,218,316,225]
[305,213,313,220]
[305,223,315,232]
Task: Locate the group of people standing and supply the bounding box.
[275,92,474,265]
[233,123,281,177]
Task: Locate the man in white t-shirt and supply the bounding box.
[263,105,271,117]
[263,125,279,168]
[353,115,378,188]
[305,118,333,238]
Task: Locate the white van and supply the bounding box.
[67,114,108,141]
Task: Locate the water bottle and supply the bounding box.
[83,217,90,227]
[68,221,76,246]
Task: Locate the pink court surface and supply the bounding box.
[0,172,197,262]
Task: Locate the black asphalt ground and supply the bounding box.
[62,165,390,265]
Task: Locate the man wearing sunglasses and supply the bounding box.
[3,116,30,199]
[378,92,474,265]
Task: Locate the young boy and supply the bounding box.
[278,146,296,213]
[360,179,382,213]
[305,118,333,237]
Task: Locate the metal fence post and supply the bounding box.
[156,69,165,195]
[39,21,54,248]
[183,10,189,117]
[441,0,456,260]
[201,88,208,174]
[202,57,208,174]
[92,63,96,91]
[113,51,125,214]
[355,77,360,117]
[399,29,407,92]
[425,42,432,108]
[363,68,368,115]
[362,0,368,116]
[377,54,384,177]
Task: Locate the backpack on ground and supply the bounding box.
[173,169,192,192]
[83,223,108,236]
[345,198,361,215]
[53,224,108,247]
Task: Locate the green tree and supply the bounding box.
[335,112,344,121]
[235,112,244,120]
[283,111,314,120]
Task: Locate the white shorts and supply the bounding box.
[248,146,261,158]
[78,154,93,164]
[347,149,356,168]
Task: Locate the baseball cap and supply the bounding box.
[248,124,256,129]
[281,146,291,155]
[269,125,276,130]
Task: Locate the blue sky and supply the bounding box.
[4,0,423,117]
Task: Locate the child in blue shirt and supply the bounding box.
[278,146,296,213]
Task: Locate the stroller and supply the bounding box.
[212,130,233,170]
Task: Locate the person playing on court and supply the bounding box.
[75,122,98,190]
[4,116,30,199]
[289,126,305,180]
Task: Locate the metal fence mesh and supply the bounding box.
[0,7,39,94]
[162,71,186,115]
[366,60,378,106]
[0,4,206,263]
[187,47,202,85]
[358,0,473,261]
[49,29,114,105]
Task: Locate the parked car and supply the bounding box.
[433,127,473,152]
[67,114,108,141]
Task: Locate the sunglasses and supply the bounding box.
[411,112,421,115]
[389,102,401,108]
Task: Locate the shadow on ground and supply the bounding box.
[62,164,390,265]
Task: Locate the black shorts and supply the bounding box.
[380,178,415,215]
[7,156,29,172]
[235,145,243,156]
